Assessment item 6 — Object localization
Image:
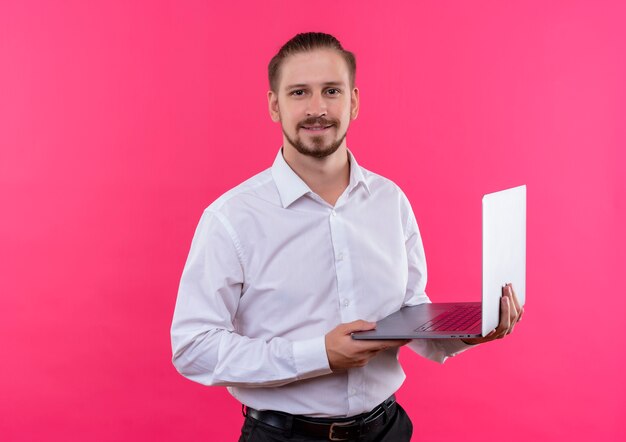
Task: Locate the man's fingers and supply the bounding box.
[508,284,522,314]
[506,290,518,333]
[360,339,411,352]
[498,284,517,335]
[497,295,511,338]
[366,341,411,357]
[378,339,411,349]
[341,320,377,334]
[506,285,520,329]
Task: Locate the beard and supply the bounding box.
[282,121,348,159]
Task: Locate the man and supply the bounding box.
[171,32,523,441]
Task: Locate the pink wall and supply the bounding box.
[1,1,624,441]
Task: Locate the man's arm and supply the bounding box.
[170,210,333,388]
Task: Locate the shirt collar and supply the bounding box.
[347,150,371,197]
[271,147,371,209]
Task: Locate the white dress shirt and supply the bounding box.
[171,148,471,417]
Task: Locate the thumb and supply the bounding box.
[341,320,377,334]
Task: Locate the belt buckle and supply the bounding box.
[329,420,356,441]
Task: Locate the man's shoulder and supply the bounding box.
[360,165,408,200]
[205,167,278,214]
[358,165,415,228]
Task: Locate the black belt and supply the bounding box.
[245,395,396,441]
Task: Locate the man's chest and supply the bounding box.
[231,199,411,337]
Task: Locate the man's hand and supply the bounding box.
[325,320,411,371]
[461,283,524,345]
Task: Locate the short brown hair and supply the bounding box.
[268,32,356,93]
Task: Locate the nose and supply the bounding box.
[306,92,327,117]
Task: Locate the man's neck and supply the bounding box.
[282,144,350,207]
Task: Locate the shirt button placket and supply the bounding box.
[329,207,362,415]
[329,208,350,320]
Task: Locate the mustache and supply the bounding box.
[299,117,337,127]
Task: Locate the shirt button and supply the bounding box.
[342,299,350,307]
[350,388,357,395]
[337,252,344,261]
[331,209,337,217]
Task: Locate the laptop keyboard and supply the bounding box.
[415,305,482,332]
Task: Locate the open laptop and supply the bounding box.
[353,185,526,340]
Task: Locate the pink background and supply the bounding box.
[1,1,625,441]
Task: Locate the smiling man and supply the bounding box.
[268,45,359,207]
[171,32,522,442]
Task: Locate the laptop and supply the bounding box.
[353,185,526,340]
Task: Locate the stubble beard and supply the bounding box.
[282,124,348,159]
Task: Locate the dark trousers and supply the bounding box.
[238,403,413,442]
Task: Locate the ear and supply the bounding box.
[350,87,360,120]
[268,90,280,122]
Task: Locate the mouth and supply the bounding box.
[301,125,334,132]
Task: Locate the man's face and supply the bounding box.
[268,49,359,159]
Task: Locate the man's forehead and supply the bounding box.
[279,49,350,90]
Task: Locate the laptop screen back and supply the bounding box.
[482,185,527,335]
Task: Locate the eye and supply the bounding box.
[327,88,340,95]
[290,90,305,96]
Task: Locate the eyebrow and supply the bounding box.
[285,82,345,91]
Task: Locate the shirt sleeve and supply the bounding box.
[399,192,475,363]
[170,209,332,388]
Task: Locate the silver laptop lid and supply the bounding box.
[482,185,526,336]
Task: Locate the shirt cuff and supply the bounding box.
[292,336,333,380]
